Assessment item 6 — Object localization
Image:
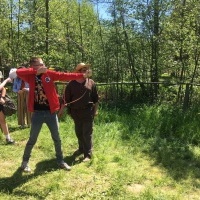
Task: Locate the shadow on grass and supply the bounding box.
[103,103,200,183]
[67,154,84,166]
[8,125,30,133]
[148,138,200,182]
[0,156,74,198]
[146,107,200,183]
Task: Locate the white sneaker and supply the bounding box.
[21,162,31,172]
[83,157,91,162]
[58,162,71,171]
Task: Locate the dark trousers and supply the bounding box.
[71,107,94,158]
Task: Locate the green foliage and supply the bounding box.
[2,0,200,107]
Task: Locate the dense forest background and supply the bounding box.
[1,0,200,106]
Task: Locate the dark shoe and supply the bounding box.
[21,162,31,173]
[83,157,91,162]
[58,162,71,171]
[73,149,83,157]
[6,138,15,145]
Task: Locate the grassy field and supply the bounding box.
[0,104,200,199]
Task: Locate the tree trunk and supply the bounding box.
[150,0,160,102]
[120,10,147,95]
[177,0,186,103]
[78,2,84,61]
[97,4,110,83]
[45,0,49,57]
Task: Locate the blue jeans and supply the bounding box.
[22,110,64,164]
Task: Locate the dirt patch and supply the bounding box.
[126,183,145,194]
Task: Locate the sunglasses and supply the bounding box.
[79,68,88,72]
[32,63,44,67]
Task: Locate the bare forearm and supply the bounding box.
[0,78,11,90]
[1,87,6,97]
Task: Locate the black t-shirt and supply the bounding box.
[34,75,50,111]
[65,79,98,109]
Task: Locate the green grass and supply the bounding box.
[1,104,200,199]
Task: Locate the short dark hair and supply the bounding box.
[29,57,42,65]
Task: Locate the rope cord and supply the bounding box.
[60,83,87,107]
[64,90,87,106]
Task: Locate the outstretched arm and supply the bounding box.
[0,78,12,91]
[0,87,6,104]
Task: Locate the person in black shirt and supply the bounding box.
[64,63,99,162]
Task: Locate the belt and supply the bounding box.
[71,104,93,110]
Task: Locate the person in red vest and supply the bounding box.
[9,57,92,172]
